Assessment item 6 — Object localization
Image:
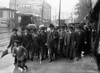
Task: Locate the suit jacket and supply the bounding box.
[74,30,81,48]
[47,30,55,48]
[38,31,47,47]
[22,33,32,49]
[12,46,27,61]
[7,34,20,49]
[69,31,76,58]
[64,31,71,46]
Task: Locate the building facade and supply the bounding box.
[0,8,15,28]
[9,0,51,26]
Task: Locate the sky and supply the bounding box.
[91,0,98,8]
[46,0,79,13]
[0,0,10,8]
[46,0,79,19]
[0,0,79,12]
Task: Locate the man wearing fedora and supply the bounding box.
[46,24,55,62]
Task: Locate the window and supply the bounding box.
[11,12,13,18]
[0,11,3,18]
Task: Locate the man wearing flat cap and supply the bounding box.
[7,28,21,52]
[7,28,21,64]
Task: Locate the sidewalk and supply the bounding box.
[0,55,98,73]
[0,65,15,73]
[0,53,14,73]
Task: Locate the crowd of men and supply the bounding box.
[7,23,94,64]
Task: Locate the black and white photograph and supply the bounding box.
[0,0,100,73]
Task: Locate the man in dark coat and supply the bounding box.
[22,28,33,60]
[46,24,55,62]
[64,28,71,58]
[58,27,65,57]
[53,28,59,59]
[31,29,39,61]
[38,27,47,61]
[75,27,83,61]
[7,28,21,64]
[84,25,92,55]
[69,26,76,60]
[7,28,21,51]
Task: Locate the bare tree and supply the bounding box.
[75,0,92,22]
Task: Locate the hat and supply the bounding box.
[39,24,45,28]
[14,40,20,44]
[12,28,18,32]
[49,23,54,28]
[25,27,30,31]
[69,25,74,30]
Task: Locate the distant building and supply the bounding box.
[9,0,51,26]
[0,8,15,28]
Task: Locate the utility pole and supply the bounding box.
[58,0,61,26]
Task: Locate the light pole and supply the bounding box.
[14,0,17,28]
[58,0,61,26]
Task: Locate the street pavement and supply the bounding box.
[0,32,11,52]
[0,55,99,73]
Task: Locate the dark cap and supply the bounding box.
[49,23,54,28]
[14,40,21,44]
[12,28,18,32]
[69,25,74,30]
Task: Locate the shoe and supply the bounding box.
[49,59,52,63]
[18,67,24,72]
[30,58,33,61]
[23,66,28,72]
[40,61,42,64]
[76,58,80,61]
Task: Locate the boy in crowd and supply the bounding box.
[12,40,28,72]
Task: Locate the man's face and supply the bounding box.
[13,31,17,34]
[24,30,28,34]
[50,27,53,30]
[41,29,44,32]
[14,42,18,47]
